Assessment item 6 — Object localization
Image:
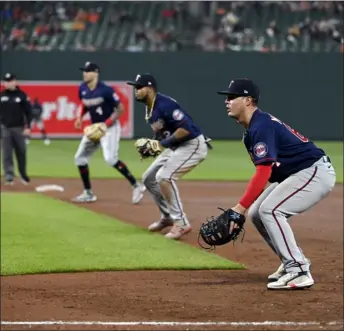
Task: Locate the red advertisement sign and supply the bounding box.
[3,81,134,138]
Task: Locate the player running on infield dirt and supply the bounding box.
[127,73,210,240]
[215,78,336,290]
[73,62,145,204]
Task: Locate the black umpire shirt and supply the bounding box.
[0,87,32,128]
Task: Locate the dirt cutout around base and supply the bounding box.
[1,178,344,330]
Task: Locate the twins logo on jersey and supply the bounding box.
[172,109,184,121]
[254,142,268,158]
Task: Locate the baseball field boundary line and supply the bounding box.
[1,321,341,327]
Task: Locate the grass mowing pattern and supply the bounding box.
[1,193,244,276]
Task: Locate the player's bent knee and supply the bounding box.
[247,206,260,224]
[155,170,170,184]
[258,201,274,222]
[75,154,88,166]
[104,156,118,167]
[142,172,154,187]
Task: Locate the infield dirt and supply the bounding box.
[1,178,343,330]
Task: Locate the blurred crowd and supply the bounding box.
[196,1,344,52]
[1,1,102,51]
[0,1,343,53]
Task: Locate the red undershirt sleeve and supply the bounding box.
[239,164,273,209]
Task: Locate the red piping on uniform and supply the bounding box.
[272,166,318,272]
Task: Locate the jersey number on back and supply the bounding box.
[163,130,171,138]
[96,107,103,115]
[270,115,309,142]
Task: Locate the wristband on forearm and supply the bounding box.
[105,117,114,127]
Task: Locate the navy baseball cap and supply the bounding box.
[3,73,16,81]
[126,73,157,89]
[79,61,100,73]
[217,78,260,101]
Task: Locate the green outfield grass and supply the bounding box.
[4,140,343,183]
[1,193,244,276]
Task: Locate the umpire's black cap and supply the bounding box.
[126,73,157,89]
[79,61,100,73]
[3,73,16,82]
[217,78,260,101]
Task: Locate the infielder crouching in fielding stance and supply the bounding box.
[199,78,335,290]
[73,62,145,203]
[127,73,210,240]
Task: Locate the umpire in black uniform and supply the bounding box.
[0,73,32,185]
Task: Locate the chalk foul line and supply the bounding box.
[0,321,342,326]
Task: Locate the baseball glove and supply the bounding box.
[198,208,246,250]
[84,122,107,143]
[134,138,162,159]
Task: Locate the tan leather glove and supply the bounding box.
[84,123,107,143]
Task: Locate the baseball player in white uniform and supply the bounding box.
[73,62,145,203]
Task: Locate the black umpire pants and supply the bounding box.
[1,125,28,181]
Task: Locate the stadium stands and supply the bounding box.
[1,1,343,52]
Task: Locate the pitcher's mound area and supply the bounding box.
[1,178,343,330]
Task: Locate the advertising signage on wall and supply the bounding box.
[2,81,134,139]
